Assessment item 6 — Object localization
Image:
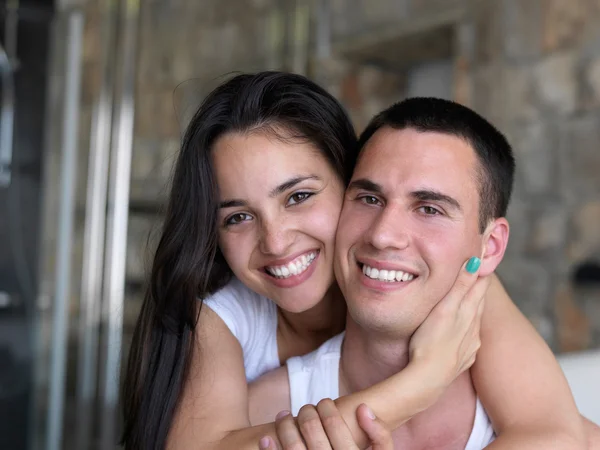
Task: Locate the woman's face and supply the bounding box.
[212,130,345,313]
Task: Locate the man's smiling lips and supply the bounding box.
[355,258,419,291]
[361,264,415,282]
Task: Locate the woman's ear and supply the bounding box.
[478,217,510,276]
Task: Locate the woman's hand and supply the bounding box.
[259,400,393,450]
[408,257,490,395]
[257,257,490,450]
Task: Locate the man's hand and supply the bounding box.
[259,399,392,450]
[408,257,490,394]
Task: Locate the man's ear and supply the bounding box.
[478,217,510,276]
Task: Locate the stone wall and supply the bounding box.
[459,0,600,351]
[127,0,600,352]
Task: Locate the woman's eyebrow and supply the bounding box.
[219,199,247,209]
[219,175,322,208]
[269,175,321,197]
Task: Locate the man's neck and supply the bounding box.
[339,317,413,395]
[338,317,480,450]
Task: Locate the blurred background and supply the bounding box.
[0,0,599,449]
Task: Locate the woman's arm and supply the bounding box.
[248,356,451,447]
[168,260,487,449]
[167,305,408,450]
[249,260,490,449]
[167,306,281,449]
[471,274,586,449]
[169,305,463,450]
[585,417,600,448]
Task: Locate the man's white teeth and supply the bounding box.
[266,252,317,279]
[362,264,415,282]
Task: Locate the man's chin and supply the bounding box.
[347,303,407,332]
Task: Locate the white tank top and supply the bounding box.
[287,332,496,450]
[203,277,280,382]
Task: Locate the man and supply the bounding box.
[255,97,590,449]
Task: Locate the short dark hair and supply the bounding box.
[357,97,515,232]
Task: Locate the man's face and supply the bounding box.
[334,127,487,336]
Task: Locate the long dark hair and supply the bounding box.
[121,71,357,450]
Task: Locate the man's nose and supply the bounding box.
[365,207,410,251]
[258,217,295,256]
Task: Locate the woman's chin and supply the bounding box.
[275,295,322,314]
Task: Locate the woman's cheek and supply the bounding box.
[309,200,343,243]
[218,233,246,270]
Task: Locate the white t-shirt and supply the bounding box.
[287,332,496,450]
[203,277,280,382]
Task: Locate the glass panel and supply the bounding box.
[0,2,53,450]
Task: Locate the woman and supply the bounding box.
[121,72,585,450]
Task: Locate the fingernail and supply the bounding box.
[465,257,481,274]
[275,410,290,420]
[365,405,376,420]
[259,436,271,449]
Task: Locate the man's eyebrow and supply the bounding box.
[411,189,462,211]
[347,178,383,194]
[269,175,321,197]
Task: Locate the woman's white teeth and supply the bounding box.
[362,264,415,282]
[266,252,317,279]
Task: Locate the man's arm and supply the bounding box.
[471,275,586,449]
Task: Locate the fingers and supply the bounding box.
[445,257,482,307]
[259,435,279,450]
[273,410,307,450]
[456,278,488,374]
[471,280,487,326]
[356,404,393,450]
[271,406,338,450]
[456,272,490,339]
[297,404,333,450]
[461,274,491,312]
[315,398,358,449]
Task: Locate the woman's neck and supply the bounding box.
[276,284,346,362]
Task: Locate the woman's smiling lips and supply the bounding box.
[261,250,321,288]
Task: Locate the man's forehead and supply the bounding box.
[355,127,477,175]
[351,127,481,208]
[362,125,473,154]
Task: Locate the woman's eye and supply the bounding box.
[225,213,252,225]
[287,192,313,206]
[419,206,441,216]
[360,195,381,206]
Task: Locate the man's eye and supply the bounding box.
[225,213,252,225]
[419,206,441,215]
[287,192,313,206]
[360,195,381,206]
